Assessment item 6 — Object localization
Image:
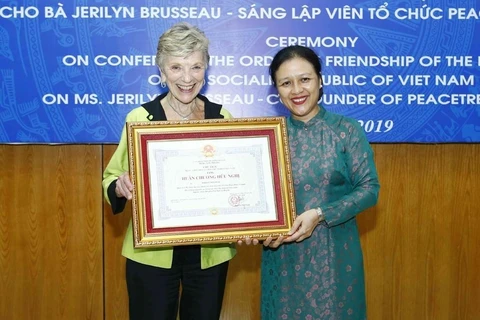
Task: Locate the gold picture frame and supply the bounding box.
[127,117,296,248]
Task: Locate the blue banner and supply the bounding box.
[0,0,479,143]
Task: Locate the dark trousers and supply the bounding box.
[126,245,229,320]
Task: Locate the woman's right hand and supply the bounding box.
[263,236,286,249]
[237,236,287,248]
[115,172,133,200]
[237,237,260,246]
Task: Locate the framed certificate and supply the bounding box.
[127,117,296,248]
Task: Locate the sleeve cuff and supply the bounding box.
[107,180,127,214]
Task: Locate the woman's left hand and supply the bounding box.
[284,209,320,243]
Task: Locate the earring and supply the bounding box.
[202,79,206,86]
[160,82,166,88]
[279,97,284,105]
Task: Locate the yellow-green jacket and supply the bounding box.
[102,93,236,268]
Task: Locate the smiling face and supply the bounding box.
[275,57,322,122]
[161,50,206,105]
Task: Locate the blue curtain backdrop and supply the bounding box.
[0,0,479,143]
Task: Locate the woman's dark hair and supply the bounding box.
[269,45,323,99]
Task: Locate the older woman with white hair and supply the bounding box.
[102,22,235,320]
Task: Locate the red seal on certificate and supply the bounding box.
[202,144,215,157]
[228,194,243,207]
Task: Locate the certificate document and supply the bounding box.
[148,137,277,228]
[127,117,295,247]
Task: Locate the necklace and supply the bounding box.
[166,96,197,120]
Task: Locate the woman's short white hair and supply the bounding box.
[155,22,210,71]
